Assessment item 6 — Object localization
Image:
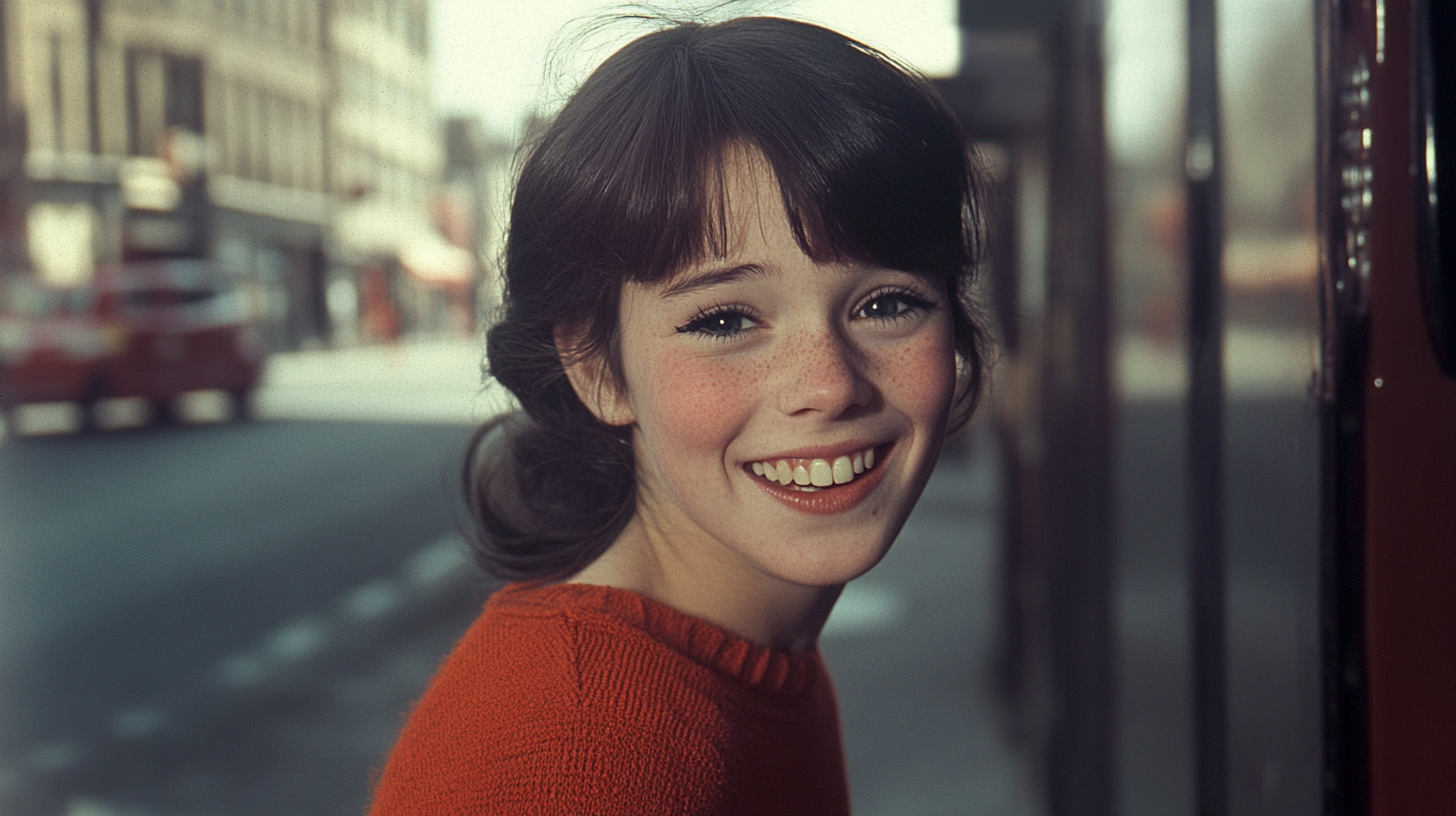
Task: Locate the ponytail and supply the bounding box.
[461,307,637,582]
[461,410,635,582]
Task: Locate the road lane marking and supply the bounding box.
[7,527,481,806]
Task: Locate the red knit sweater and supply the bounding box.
[367,582,851,815]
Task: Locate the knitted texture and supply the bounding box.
[366,582,851,815]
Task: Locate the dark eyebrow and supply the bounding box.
[658,263,772,299]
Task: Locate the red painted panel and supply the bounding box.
[1363,2,1456,813]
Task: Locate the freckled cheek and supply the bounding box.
[629,351,759,463]
[874,329,958,422]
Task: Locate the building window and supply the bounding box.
[242,84,261,180]
[225,79,238,176]
[262,90,275,183]
[49,32,64,151]
[125,49,164,155]
[207,74,227,172]
[164,55,204,133]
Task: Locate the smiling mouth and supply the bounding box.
[747,444,893,515]
[748,444,882,492]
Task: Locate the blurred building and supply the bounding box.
[0,0,455,350]
[327,0,454,345]
[435,114,515,335]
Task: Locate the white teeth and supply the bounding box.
[754,447,879,489]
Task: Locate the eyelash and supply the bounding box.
[855,286,936,322]
[674,287,936,340]
[676,303,755,340]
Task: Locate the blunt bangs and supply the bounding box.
[510,17,978,294]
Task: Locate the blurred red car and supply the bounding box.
[0,259,266,429]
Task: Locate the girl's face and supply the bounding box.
[585,150,957,592]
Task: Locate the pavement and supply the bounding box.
[250,337,514,425]
[1118,327,1316,401]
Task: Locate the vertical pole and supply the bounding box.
[86,0,102,155]
[0,0,21,271]
[1316,4,1371,813]
[1185,0,1227,814]
[1043,0,1115,811]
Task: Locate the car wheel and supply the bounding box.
[76,401,101,433]
[77,379,105,433]
[230,389,253,422]
[151,396,177,426]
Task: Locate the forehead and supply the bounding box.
[644,149,809,298]
[656,144,816,284]
[651,144,941,297]
[707,146,791,252]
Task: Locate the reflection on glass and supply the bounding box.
[1107,0,1320,813]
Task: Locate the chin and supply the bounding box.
[758,532,899,588]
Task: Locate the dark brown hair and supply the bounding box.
[465,15,991,582]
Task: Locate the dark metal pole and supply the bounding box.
[1316,5,1372,812]
[1044,0,1115,811]
[1186,0,1227,814]
[85,0,102,155]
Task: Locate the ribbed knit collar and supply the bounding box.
[491,582,822,696]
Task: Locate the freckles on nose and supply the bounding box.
[774,332,869,411]
[797,335,855,377]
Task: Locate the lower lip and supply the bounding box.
[749,446,892,516]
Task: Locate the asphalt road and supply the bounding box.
[0,419,481,815]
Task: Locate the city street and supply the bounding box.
[0,341,1031,816]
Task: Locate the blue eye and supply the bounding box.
[857,289,934,321]
[677,308,757,338]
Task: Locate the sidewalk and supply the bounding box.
[252,338,513,425]
[1119,328,1316,401]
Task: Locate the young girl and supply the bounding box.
[368,15,989,815]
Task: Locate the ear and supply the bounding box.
[554,326,635,426]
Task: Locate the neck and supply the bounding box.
[567,514,843,655]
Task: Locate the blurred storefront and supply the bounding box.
[327,0,460,346]
[941,0,1326,814]
[0,0,470,352]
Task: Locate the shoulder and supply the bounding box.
[366,584,737,815]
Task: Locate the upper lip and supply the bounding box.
[747,440,887,462]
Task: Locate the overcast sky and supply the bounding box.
[429,0,960,140]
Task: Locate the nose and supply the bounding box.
[776,326,873,417]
